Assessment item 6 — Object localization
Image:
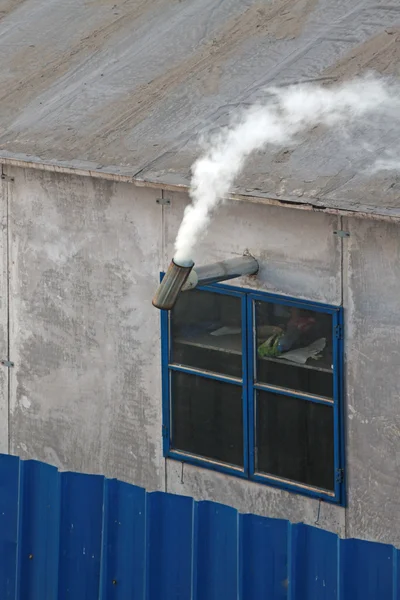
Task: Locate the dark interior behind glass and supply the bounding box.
[171,289,242,378]
[255,301,333,397]
[167,287,339,494]
[256,390,334,491]
[171,371,244,467]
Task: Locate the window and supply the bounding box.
[161,282,344,504]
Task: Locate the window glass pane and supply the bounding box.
[171,289,242,379]
[255,301,333,397]
[256,390,334,491]
[171,371,243,467]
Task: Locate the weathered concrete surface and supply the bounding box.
[166,460,345,536]
[0,178,9,454]
[7,167,164,490]
[164,191,341,305]
[344,217,400,546]
[5,168,400,546]
[1,0,400,216]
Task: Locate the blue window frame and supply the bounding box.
[161,281,345,505]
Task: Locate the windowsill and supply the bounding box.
[166,453,342,505]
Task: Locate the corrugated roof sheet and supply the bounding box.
[1,0,400,218]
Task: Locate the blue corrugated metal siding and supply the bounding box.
[0,454,398,599]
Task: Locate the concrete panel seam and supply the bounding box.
[1,166,10,454]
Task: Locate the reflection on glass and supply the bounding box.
[255,302,333,397]
[171,371,243,467]
[256,390,334,491]
[171,289,242,378]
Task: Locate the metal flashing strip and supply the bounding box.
[1,155,400,224]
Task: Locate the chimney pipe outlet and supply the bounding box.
[152,255,258,311]
[152,259,194,310]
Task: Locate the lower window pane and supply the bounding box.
[171,371,243,467]
[256,390,334,491]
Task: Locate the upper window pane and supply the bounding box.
[171,289,242,379]
[255,301,333,398]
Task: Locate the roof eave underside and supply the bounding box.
[2,152,399,225]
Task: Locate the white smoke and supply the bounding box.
[174,75,400,265]
[370,150,400,174]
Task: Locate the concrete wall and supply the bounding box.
[0,175,8,455]
[344,217,400,544]
[0,166,399,546]
[4,167,164,491]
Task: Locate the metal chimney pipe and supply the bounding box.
[152,259,194,310]
[152,255,259,311]
[182,255,258,291]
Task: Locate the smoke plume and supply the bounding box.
[173,75,399,265]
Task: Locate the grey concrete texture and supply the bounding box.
[344,217,400,544]
[2,166,400,546]
[1,1,400,217]
[166,460,345,537]
[164,191,342,305]
[6,167,165,490]
[0,177,9,454]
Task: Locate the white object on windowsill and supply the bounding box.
[210,326,241,337]
[278,337,326,364]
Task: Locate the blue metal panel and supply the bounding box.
[100,479,146,599]
[146,491,194,599]
[58,471,104,600]
[239,514,288,600]
[290,523,337,599]
[195,501,238,600]
[0,454,399,598]
[0,454,20,599]
[339,537,395,600]
[17,460,60,600]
